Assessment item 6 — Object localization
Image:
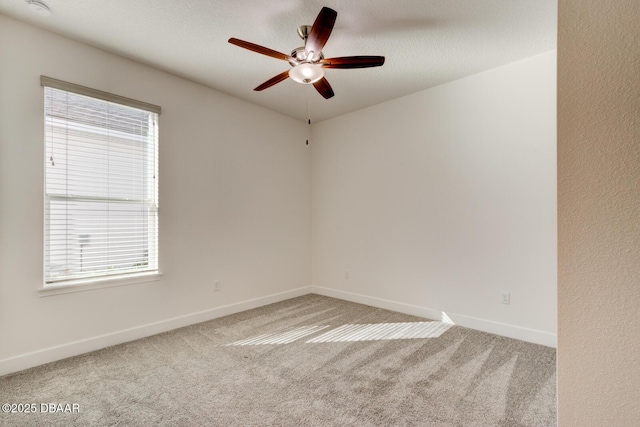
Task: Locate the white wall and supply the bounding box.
[558,0,640,424]
[0,16,311,374]
[311,51,557,346]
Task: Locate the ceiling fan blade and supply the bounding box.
[254,70,291,91]
[313,77,335,99]
[305,7,337,60]
[228,38,291,62]
[320,56,386,69]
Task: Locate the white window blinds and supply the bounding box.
[42,77,160,285]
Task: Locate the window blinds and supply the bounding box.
[42,77,160,284]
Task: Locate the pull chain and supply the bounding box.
[306,99,311,146]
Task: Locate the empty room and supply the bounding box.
[1,0,638,426]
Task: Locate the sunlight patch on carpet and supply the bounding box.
[226,325,330,346]
[306,322,452,343]
[226,321,453,346]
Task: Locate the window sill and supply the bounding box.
[38,271,162,297]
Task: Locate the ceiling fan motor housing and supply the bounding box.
[291,46,324,63]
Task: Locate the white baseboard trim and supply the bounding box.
[311,286,556,348]
[0,286,312,377]
[1,284,556,376]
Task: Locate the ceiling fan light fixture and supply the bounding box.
[229,7,382,99]
[289,63,324,84]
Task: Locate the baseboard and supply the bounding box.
[311,286,556,348]
[0,286,312,377]
[1,284,556,376]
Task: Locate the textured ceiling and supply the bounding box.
[0,0,556,123]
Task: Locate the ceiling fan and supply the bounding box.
[228,7,385,99]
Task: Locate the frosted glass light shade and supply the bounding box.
[289,63,324,84]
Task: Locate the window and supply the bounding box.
[42,76,160,286]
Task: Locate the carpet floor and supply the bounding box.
[0,294,556,426]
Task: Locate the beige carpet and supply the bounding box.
[0,295,556,426]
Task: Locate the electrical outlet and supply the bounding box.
[501,292,510,305]
[214,280,221,292]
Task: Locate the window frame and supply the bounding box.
[40,76,161,293]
